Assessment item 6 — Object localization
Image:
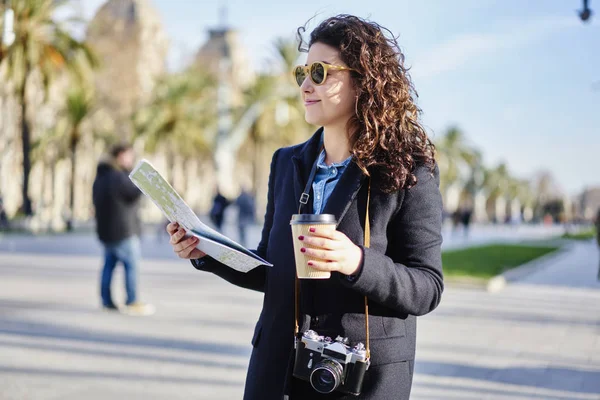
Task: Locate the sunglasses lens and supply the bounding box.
[310,63,325,84]
[294,67,306,86]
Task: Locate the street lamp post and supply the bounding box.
[579,0,593,22]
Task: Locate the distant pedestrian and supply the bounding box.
[461,207,473,238]
[451,209,461,235]
[0,196,9,231]
[209,189,230,232]
[92,142,154,316]
[236,188,255,247]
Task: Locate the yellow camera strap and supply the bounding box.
[294,179,371,360]
[364,179,371,359]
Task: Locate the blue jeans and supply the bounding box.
[100,236,140,306]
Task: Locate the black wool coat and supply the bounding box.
[192,129,444,400]
[92,160,142,244]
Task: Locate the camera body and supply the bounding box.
[293,330,369,396]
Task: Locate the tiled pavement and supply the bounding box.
[0,235,598,399]
[413,240,600,400]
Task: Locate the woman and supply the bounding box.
[167,14,443,400]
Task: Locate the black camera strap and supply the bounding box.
[294,162,371,360]
[297,152,321,215]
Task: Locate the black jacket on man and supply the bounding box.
[92,159,142,244]
[192,129,444,400]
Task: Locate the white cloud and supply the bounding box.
[412,16,579,80]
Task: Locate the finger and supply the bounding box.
[166,222,179,234]
[178,238,200,258]
[307,259,338,272]
[175,236,198,256]
[302,246,338,261]
[174,236,198,253]
[170,227,187,245]
[299,235,338,250]
[307,226,339,240]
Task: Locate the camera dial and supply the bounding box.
[304,330,320,340]
[335,335,350,345]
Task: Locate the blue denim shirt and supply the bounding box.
[312,149,353,214]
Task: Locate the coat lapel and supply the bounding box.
[291,128,323,214]
[321,161,366,226]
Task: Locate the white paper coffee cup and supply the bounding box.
[290,214,337,279]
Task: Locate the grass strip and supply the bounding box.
[442,244,559,280]
[561,228,596,241]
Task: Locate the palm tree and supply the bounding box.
[242,38,310,195]
[133,67,216,190]
[462,150,485,195]
[483,163,512,222]
[257,37,309,145]
[531,170,561,221]
[64,85,94,230]
[435,126,478,209]
[507,177,534,222]
[0,0,96,215]
[30,120,69,222]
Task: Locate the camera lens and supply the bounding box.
[309,359,344,394]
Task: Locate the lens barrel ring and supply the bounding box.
[309,358,344,394]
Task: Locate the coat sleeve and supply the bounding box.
[116,171,143,203]
[189,149,280,292]
[340,165,444,316]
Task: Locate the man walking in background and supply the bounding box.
[92,142,154,316]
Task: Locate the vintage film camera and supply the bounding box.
[293,330,370,395]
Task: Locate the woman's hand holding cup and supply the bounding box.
[166,222,206,259]
[298,226,363,276]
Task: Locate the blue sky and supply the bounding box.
[76,0,599,195]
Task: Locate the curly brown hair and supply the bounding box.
[297,15,436,192]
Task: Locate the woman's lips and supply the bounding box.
[304,100,320,106]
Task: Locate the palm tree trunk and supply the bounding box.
[180,157,189,198]
[19,75,33,216]
[51,159,58,228]
[166,147,175,184]
[67,130,78,231]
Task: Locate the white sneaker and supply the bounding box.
[122,302,155,316]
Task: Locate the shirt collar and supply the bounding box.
[316,132,353,169]
[316,148,353,169]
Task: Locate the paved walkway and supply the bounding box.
[413,240,600,399]
[0,237,598,399]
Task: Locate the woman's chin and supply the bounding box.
[304,112,323,126]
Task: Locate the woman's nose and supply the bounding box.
[300,76,313,93]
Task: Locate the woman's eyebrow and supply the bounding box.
[305,60,334,66]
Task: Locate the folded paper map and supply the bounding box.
[129,159,272,272]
